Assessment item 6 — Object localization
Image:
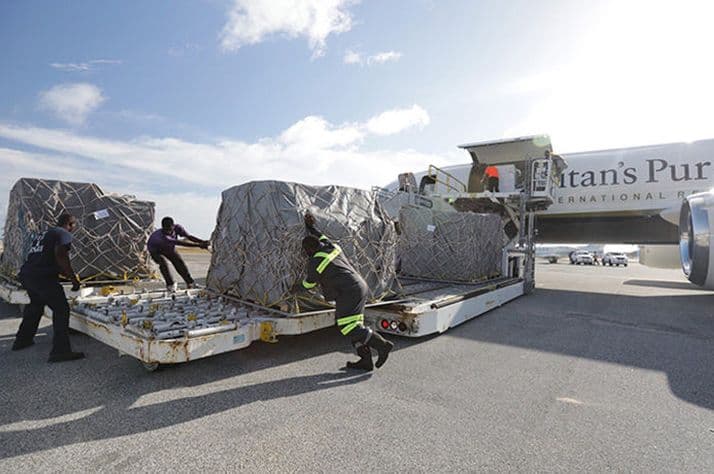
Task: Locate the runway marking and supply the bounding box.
[556,397,585,406]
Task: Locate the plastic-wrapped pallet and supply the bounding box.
[0,178,155,281]
[398,206,503,282]
[206,181,398,313]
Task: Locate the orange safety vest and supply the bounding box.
[485,166,499,178]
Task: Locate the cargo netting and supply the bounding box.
[0,178,155,281]
[397,206,504,282]
[206,181,398,314]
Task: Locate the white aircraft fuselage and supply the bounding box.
[545,140,713,218]
[399,138,714,244]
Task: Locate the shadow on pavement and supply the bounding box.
[1,282,712,459]
[0,321,381,460]
[444,287,714,411]
[623,278,702,291]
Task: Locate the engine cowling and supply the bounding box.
[679,191,714,288]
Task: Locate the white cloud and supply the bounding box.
[220,0,356,57]
[0,104,433,188]
[38,83,106,125]
[343,49,402,66]
[343,49,362,64]
[49,59,122,72]
[0,105,442,235]
[365,105,430,136]
[279,115,363,149]
[0,106,444,236]
[367,51,402,65]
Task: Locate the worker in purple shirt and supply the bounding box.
[147,216,209,290]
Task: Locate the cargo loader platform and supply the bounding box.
[365,276,523,337]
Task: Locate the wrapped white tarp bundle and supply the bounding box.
[0,178,155,281]
[398,207,503,282]
[206,181,398,313]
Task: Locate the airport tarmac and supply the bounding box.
[0,259,712,472]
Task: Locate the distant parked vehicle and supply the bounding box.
[570,250,594,265]
[603,252,628,266]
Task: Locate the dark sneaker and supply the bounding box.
[48,351,85,363]
[11,340,34,351]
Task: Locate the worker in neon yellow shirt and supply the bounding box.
[299,212,393,371]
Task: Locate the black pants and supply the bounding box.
[487,177,499,192]
[15,276,72,355]
[150,249,194,287]
[334,276,370,345]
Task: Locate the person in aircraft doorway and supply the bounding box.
[297,212,394,371]
[483,165,500,192]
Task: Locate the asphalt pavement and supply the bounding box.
[1,259,712,472]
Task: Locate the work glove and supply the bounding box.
[290,281,308,294]
[71,280,81,292]
[304,211,316,228]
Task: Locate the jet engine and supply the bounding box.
[679,191,714,288]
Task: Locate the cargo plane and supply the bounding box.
[388,135,714,288]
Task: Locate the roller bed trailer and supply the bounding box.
[0,281,397,371]
[65,288,343,372]
[3,273,526,371]
[0,273,160,308]
[365,276,524,337]
[0,275,30,305]
[57,275,523,371]
[363,213,533,339]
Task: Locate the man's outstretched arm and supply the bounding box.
[185,234,209,245]
[174,240,208,249]
[176,225,210,248]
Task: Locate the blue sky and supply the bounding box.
[1,0,713,236]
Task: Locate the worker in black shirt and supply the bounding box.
[299,212,393,371]
[12,213,85,362]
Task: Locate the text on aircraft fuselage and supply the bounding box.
[559,158,711,189]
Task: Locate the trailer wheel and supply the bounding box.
[141,362,160,372]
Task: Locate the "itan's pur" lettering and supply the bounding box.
[558,159,711,188]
